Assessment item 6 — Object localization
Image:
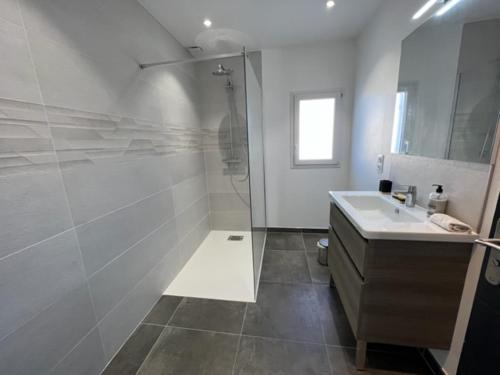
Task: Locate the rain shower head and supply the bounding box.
[212,64,233,76]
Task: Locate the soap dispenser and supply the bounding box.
[427,184,448,215]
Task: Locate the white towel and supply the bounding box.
[430,213,472,233]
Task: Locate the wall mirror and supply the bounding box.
[392,0,500,164]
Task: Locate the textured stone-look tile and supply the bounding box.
[209,211,251,231]
[176,215,210,266]
[89,220,177,320]
[172,174,207,215]
[58,156,173,226]
[303,232,327,251]
[143,295,183,325]
[260,250,311,284]
[0,0,23,26]
[137,327,239,375]
[102,324,163,375]
[98,249,177,361]
[175,195,209,240]
[77,188,175,276]
[0,170,73,259]
[0,18,42,103]
[51,328,106,375]
[170,298,246,334]
[265,231,305,250]
[327,346,433,374]
[314,285,356,347]
[0,285,97,375]
[170,152,205,186]
[206,171,249,193]
[0,98,56,175]
[0,230,85,340]
[209,192,251,212]
[306,252,330,284]
[243,283,323,343]
[234,336,330,375]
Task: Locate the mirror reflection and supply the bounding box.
[392,0,500,164]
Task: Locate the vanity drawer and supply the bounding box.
[328,227,363,335]
[330,203,368,275]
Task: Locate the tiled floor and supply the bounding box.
[103,231,435,375]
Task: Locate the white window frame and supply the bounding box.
[291,90,342,168]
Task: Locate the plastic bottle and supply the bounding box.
[427,184,448,216]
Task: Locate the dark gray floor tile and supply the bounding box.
[137,327,239,375]
[234,336,330,375]
[265,231,304,250]
[169,298,246,334]
[243,283,323,343]
[102,324,163,375]
[327,346,433,374]
[261,250,311,284]
[143,295,183,325]
[303,233,327,251]
[314,285,356,347]
[306,252,330,284]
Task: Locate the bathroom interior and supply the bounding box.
[1,0,500,374]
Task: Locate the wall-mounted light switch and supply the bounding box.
[376,154,384,174]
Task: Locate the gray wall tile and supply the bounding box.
[175,195,210,240]
[0,0,212,372]
[206,172,249,193]
[0,17,42,103]
[58,157,173,225]
[98,248,179,360]
[172,174,207,215]
[89,219,178,320]
[177,215,210,266]
[50,328,106,375]
[0,285,97,375]
[0,0,23,26]
[77,188,175,276]
[0,230,86,340]
[209,211,252,231]
[0,170,73,258]
[209,192,251,212]
[170,152,205,185]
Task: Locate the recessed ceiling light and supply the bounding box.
[203,19,212,28]
[435,0,461,17]
[412,0,438,20]
[326,1,335,9]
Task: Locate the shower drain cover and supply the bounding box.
[228,235,244,241]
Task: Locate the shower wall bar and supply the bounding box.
[139,49,257,69]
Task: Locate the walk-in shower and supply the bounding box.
[212,64,251,209]
[144,51,266,302]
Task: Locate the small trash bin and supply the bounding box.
[317,238,328,266]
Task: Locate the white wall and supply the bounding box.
[262,40,357,229]
[349,0,423,191]
[349,0,494,373]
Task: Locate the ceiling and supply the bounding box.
[138,0,383,55]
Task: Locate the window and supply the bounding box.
[292,91,341,167]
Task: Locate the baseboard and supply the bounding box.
[267,227,328,233]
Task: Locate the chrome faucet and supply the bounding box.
[405,185,417,207]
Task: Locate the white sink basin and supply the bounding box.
[343,195,422,224]
[329,191,478,242]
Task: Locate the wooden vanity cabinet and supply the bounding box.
[328,203,473,369]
